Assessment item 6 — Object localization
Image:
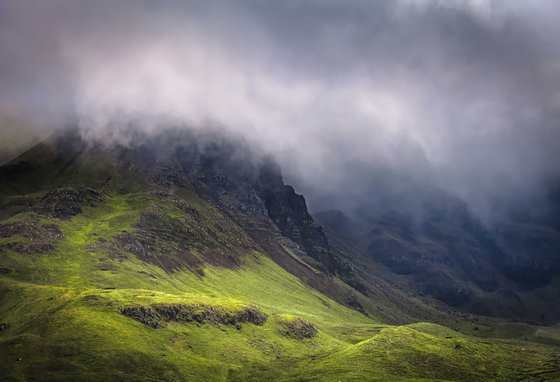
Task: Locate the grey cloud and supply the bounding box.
[0,0,559,220]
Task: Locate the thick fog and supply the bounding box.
[1,0,559,220]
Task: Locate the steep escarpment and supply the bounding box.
[255,160,335,272]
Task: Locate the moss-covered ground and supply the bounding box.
[1,189,559,381]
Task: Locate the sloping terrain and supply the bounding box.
[315,192,560,325]
[0,130,559,381]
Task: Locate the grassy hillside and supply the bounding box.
[0,132,559,381]
[1,186,559,381]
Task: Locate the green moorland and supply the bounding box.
[1,189,560,381]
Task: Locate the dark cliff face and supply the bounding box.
[173,138,338,275]
[255,160,336,273]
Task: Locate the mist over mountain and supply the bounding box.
[3,2,560,380]
[1,0,560,222]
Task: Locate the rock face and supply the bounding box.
[32,186,102,218]
[278,317,318,339]
[255,161,336,273]
[171,135,370,296]
[119,306,164,328]
[119,303,268,329]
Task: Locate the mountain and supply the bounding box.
[1,129,560,381]
[315,191,560,325]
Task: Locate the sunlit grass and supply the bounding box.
[1,189,559,381]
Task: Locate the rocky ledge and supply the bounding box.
[278,316,318,339]
[32,186,102,218]
[119,303,268,329]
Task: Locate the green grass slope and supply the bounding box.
[1,183,559,380]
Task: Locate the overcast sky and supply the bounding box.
[1,0,559,218]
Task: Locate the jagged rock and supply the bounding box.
[98,263,117,271]
[256,161,336,273]
[32,186,102,218]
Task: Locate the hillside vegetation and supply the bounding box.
[1,131,559,381]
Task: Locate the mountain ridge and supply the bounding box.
[1,128,560,381]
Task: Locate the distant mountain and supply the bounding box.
[315,190,560,324]
[1,128,560,381]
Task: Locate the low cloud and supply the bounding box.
[1,0,559,219]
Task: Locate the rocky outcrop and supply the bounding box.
[119,306,163,328]
[119,303,268,329]
[255,160,336,273]
[0,221,62,240]
[32,186,102,218]
[101,199,257,273]
[0,220,63,253]
[278,316,318,339]
[110,203,206,273]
